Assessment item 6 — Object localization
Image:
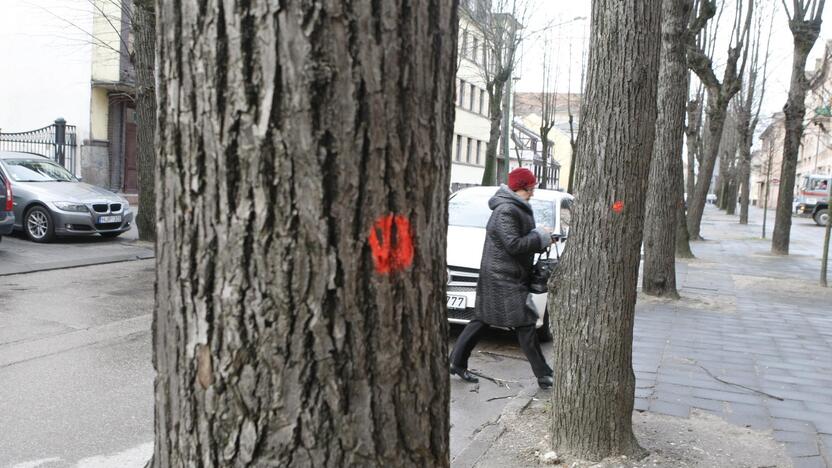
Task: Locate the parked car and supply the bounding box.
[0,169,14,242]
[446,186,573,342]
[0,151,133,243]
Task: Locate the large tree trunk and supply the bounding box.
[686,92,730,240]
[150,2,457,466]
[642,0,691,299]
[482,82,505,186]
[772,26,821,254]
[550,0,661,461]
[133,0,155,242]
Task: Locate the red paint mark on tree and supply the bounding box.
[612,200,625,214]
[369,214,414,274]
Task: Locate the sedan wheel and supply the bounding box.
[25,207,55,243]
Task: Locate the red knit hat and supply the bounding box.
[508,167,537,191]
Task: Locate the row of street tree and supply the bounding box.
[136,0,829,465]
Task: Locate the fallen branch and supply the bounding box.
[468,370,520,389]
[478,350,527,361]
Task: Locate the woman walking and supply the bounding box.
[449,168,555,389]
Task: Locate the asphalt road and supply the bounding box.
[0,222,153,277]
[0,248,539,467]
[0,259,155,467]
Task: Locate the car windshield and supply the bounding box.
[3,159,75,182]
[806,177,830,191]
[449,190,556,229]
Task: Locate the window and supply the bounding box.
[456,135,463,161]
[466,138,473,163]
[461,31,469,57]
[459,80,466,107]
[472,37,479,61]
[482,47,488,69]
[476,140,482,165]
[469,84,476,111]
[479,90,486,114]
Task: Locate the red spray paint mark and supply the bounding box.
[369,214,414,274]
[612,200,625,214]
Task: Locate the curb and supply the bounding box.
[452,386,541,468]
[0,252,155,277]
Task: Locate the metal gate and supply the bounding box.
[0,118,78,173]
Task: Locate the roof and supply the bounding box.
[0,151,49,160]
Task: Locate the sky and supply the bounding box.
[514,0,832,127]
[3,1,832,142]
[0,0,93,139]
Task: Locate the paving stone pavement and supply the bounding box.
[634,206,832,467]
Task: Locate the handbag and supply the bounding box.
[529,242,560,294]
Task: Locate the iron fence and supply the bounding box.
[0,118,78,173]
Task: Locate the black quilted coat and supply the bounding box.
[475,186,549,328]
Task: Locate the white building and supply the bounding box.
[450,4,494,191]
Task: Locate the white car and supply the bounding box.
[446,186,573,342]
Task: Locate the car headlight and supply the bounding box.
[53,202,88,212]
[122,200,130,211]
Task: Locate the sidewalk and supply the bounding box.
[457,206,832,467]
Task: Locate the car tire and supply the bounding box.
[100,232,122,239]
[537,309,553,343]
[25,206,55,243]
[815,209,829,227]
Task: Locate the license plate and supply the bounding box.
[447,294,467,310]
[99,215,122,223]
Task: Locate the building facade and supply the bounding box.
[81,0,137,199]
[450,4,495,191]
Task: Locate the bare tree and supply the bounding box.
[737,4,774,224]
[685,83,705,203]
[149,2,457,465]
[462,0,531,186]
[685,0,754,240]
[40,0,157,241]
[761,133,778,238]
[643,0,694,298]
[566,37,588,194]
[550,0,661,460]
[716,110,741,212]
[132,0,155,242]
[771,0,826,254]
[538,36,560,189]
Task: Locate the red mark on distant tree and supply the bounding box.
[612,200,625,214]
[369,214,414,274]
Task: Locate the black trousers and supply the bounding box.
[450,319,552,378]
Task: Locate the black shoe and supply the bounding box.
[538,375,553,389]
[450,364,479,383]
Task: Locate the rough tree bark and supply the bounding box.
[772,3,825,255]
[133,0,155,242]
[550,0,661,460]
[643,0,692,299]
[685,88,703,202]
[150,2,457,466]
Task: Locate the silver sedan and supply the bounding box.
[0,151,134,243]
